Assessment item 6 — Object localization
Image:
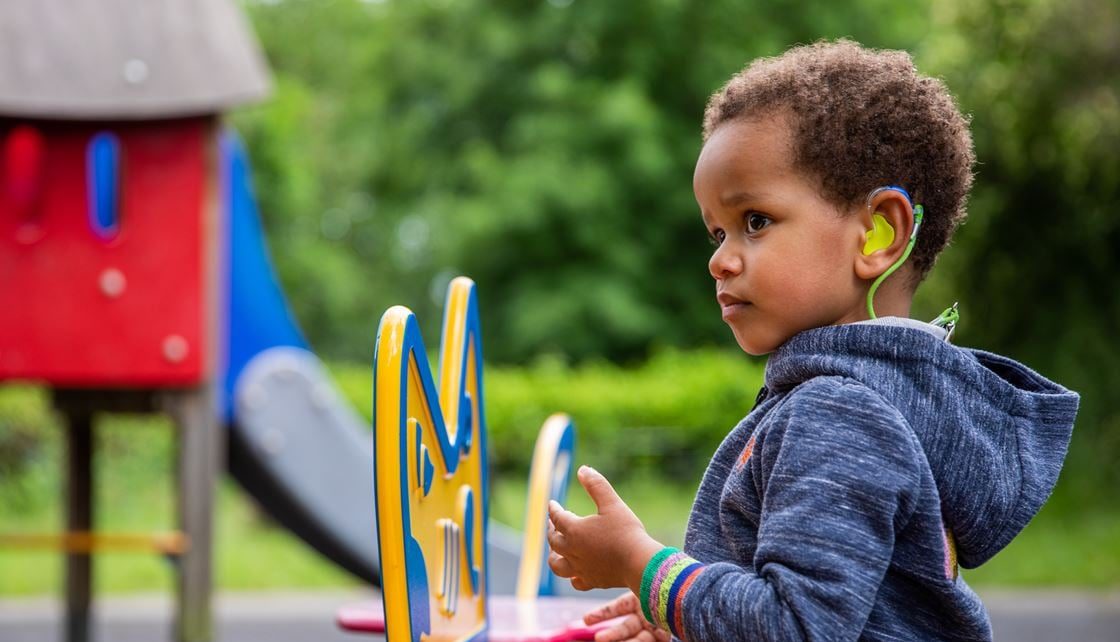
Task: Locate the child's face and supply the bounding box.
[694,114,870,355]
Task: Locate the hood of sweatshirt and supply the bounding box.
[764,322,1079,568]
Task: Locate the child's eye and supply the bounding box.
[746,212,772,234]
[708,229,726,246]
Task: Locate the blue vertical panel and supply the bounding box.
[87,132,121,238]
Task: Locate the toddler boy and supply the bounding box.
[547,40,1079,641]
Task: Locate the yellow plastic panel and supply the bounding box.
[517,414,575,600]
[374,277,488,642]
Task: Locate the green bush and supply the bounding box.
[2,346,1116,591]
[0,386,57,512]
[330,347,766,483]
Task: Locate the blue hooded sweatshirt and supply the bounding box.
[639,321,1079,641]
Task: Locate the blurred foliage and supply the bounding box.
[3,0,1118,595]
[2,359,1119,593]
[332,348,765,481]
[233,0,927,362]
[233,0,1118,484]
[0,386,54,512]
[916,0,1120,489]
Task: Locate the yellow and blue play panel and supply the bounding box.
[516,413,575,601]
[374,277,490,641]
[347,277,619,642]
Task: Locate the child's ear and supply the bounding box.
[853,191,914,281]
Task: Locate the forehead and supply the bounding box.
[693,115,798,201]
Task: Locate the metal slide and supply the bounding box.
[218,133,525,591]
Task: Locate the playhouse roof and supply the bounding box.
[0,0,271,120]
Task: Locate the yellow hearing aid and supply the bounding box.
[861,185,958,334]
[863,213,896,256]
[864,186,924,319]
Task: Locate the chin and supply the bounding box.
[733,334,778,356]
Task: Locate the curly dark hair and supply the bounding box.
[703,40,975,280]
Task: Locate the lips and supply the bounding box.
[717,292,750,320]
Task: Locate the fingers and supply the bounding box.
[548,551,575,578]
[548,500,577,533]
[546,516,571,558]
[570,576,593,591]
[592,614,651,642]
[578,466,622,514]
[584,592,640,624]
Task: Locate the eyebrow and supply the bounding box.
[720,191,764,207]
[699,190,767,226]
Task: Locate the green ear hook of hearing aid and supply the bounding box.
[866,204,923,319]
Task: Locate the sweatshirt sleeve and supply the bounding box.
[641,379,924,641]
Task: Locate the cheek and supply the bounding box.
[758,241,855,318]
[807,221,855,266]
[757,243,833,298]
[796,227,857,290]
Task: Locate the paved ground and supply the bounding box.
[1,589,1118,641]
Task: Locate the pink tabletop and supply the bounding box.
[337,594,625,641]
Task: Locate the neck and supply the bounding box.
[867,296,913,320]
[839,274,916,324]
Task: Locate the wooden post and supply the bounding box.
[64,410,93,642]
[165,385,221,642]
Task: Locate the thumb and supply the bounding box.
[578,466,621,513]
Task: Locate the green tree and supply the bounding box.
[236,0,930,362]
[237,3,1119,473]
[917,0,1120,490]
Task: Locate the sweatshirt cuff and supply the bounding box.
[639,547,705,639]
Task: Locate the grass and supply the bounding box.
[961,491,1120,588]
[0,392,359,596]
[1,376,1117,596]
[0,482,361,596]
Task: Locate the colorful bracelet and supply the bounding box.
[640,547,706,638]
[652,551,690,627]
[639,547,678,624]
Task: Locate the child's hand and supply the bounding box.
[547,466,663,593]
[584,592,670,642]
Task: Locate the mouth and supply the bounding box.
[717,292,751,319]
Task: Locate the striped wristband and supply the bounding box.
[639,547,705,637]
[639,547,677,624]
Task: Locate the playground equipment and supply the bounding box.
[0,3,269,640]
[336,278,620,641]
[1,3,600,641]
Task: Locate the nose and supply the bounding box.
[709,241,744,280]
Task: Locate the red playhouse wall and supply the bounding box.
[0,117,218,387]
